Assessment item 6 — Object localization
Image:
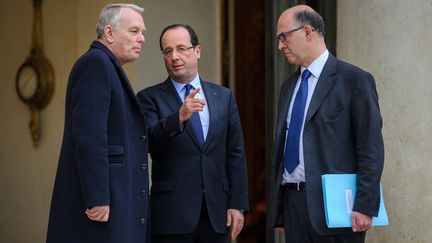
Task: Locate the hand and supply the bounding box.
[275,227,285,234]
[226,209,244,240]
[351,211,372,232]
[85,205,110,222]
[179,88,206,124]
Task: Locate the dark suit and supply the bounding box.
[137,78,249,236]
[47,41,149,243]
[268,54,384,236]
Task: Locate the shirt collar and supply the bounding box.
[301,49,329,79]
[170,74,201,93]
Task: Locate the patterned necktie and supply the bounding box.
[283,69,311,173]
[184,84,205,147]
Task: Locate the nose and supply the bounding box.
[171,50,180,60]
[278,40,285,50]
[138,32,145,43]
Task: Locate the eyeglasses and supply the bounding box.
[162,46,195,58]
[276,26,304,43]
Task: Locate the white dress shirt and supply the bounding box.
[170,74,209,140]
[282,50,329,184]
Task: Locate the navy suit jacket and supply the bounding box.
[137,78,249,234]
[47,41,149,243]
[268,54,384,235]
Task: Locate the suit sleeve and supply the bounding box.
[70,55,111,208]
[351,72,385,216]
[137,90,183,155]
[226,90,249,211]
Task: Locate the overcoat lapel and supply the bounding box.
[160,78,183,112]
[272,72,299,184]
[160,78,204,149]
[92,41,143,112]
[201,80,218,151]
[276,70,300,139]
[304,54,338,126]
[115,65,143,111]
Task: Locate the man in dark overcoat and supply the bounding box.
[46,4,149,243]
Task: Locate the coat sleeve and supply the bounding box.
[137,90,183,155]
[225,90,249,211]
[70,55,111,208]
[351,72,385,216]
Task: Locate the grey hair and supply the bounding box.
[295,9,326,36]
[96,3,144,39]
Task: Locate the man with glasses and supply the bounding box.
[137,24,249,243]
[268,5,384,243]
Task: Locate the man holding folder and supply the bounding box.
[268,5,384,243]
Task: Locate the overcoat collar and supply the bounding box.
[90,41,143,113]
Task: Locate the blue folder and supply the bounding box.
[321,174,389,228]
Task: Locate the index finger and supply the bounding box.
[351,214,358,232]
[226,211,232,226]
[187,87,201,98]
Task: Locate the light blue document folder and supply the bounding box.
[321,174,389,228]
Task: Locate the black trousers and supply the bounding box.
[283,187,365,243]
[151,199,228,243]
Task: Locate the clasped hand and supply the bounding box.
[85,205,110,222]
[351,211,372,232]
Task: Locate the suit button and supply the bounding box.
[197,181,202,187]
[140,135,147,142]
[140,218,146,225]
[141,189,146,196]
[141,163,147,170]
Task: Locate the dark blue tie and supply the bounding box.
[184,84,205,147]
[284,69,311,173]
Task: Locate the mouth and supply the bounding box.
[171,64,183,70]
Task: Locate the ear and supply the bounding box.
[304,25,314,40]
[104,25,114,44]
[194,44,201,59]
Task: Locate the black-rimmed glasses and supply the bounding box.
[162,46,195,58]
[276,26,304,43]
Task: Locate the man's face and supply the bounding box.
[111,7,145,64]
[161,27,201,83]
[276,14,307,66]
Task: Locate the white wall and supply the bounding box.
[338,1,432,242]
[0,1,76,242]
